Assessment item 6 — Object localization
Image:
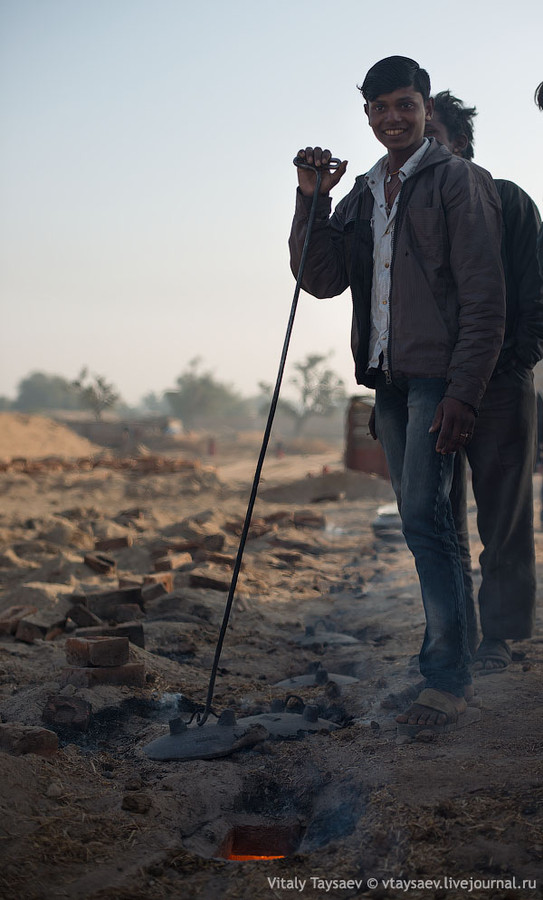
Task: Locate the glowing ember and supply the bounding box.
[228,854,285,861]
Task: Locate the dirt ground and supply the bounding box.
[0,415,541,900]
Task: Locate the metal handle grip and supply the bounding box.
[293,155,341,171]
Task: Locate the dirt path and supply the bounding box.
[0,430,541,900]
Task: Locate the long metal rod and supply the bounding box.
[198,167,323,726]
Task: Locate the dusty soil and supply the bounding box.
[0,418,541,900]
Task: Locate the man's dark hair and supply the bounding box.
[359,56,431,103]
[433,90,477,161]
[535,81,543,110]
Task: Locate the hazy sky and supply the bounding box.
[1,0,543,405]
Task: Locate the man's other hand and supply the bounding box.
[429,397,475,454]
[296,146,348,196]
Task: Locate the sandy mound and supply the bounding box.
[0,413,100,461]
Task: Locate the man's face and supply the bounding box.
[365,85,433,156]
[425,111,466,156]
[424,112,452,150]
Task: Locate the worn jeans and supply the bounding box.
[450,366,536,650]
[374,372,471,696]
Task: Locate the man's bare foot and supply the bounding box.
[396,688,467,728]
[383,681,475,710]
[473,638,511,674]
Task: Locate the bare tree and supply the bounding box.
[72,368,120,421]
[259,352,346,434]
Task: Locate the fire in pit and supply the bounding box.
[219,822,303,862]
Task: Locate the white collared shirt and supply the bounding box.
[366,138,430,370]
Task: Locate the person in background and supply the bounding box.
[425,91,543,672]
[536,82,543,277]
[290,57,505,732]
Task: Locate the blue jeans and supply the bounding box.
[374,372,471,696]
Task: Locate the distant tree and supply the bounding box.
[0,396,12,411]
[13,371,80,412]
[259,352,346,434]
[165,357,247,430]
[72,368,120,421]
[140,391,170,415]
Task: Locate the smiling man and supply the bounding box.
[289,56,506,733]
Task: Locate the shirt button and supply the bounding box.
[382,300,387,305]
[384,262,390,268]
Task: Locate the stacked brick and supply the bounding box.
[61,635,145,688]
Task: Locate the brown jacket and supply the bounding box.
[289,140,506,411]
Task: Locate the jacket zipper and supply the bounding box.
[385,175,412,384]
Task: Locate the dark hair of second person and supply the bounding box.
[433,90,477,160]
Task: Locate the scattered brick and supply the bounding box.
[262,511,293,525]
[86,587,143,620]
[15,604,71,643]
[189,570,233,592]
[83,552,116,574]
[153,552,192,572]
[311,491,345,503]
[272,551,303,565]
[143,572,174,592]
[14,619,47,643]
[0,605,38,636]
[150,532,225,558]
[94,535,133,551]
[271,536,325,557]
[118,576,144,589]
[45,626,65,641]
[42,695,92,732]
[171,533,226,553]
[225,517,273,540]
[0,723,58,757]
[150,544,170,560]
[67,604,103,628]
[140,581,169,604]
[193,551,240,569]
[66,635,130,668]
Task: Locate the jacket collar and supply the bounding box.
[355,137,451,188]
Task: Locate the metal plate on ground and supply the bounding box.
[295,631,360,647]
[239,711,339,737]
[143,711,338,761]
[143,723,251,761]
[273,672,359,687]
